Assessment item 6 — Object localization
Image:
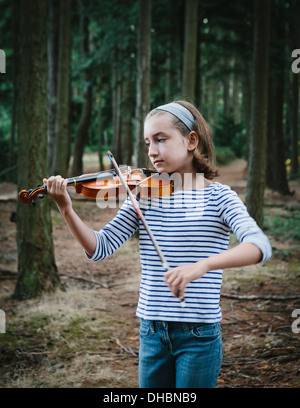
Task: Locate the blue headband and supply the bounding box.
[155,102,194,131]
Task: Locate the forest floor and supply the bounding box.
[0,156,300,388]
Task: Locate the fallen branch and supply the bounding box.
[0,269,17,275]
[113,336,138,357]
[272,332,300,341]
[277,353,300,363]
[0,269,17,280]
[60,274,107,288]
[221,293,299,301]
[61,274,124,289]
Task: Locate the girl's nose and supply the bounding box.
[148,143,158,157]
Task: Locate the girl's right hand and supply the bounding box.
[43,176,72,214]
[43,175,96,256]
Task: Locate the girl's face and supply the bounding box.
[144,113,197,175]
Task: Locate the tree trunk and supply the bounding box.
[9,0,20,182]
[266,75,275,189]
[165,35,172,102]
[112,63,122,165]
[266,4,290,194]
[290,4,300,177]
[71,14,93,176]
[15,0,61,300]
[195,21,202,108]
[246,0,271,228]
[211,79,218,131]
[54,0,72,177]
[241,62,251,159]
[291,71,299,176]
[122,73,133,165]
[48,0,60,175]
[268,69,290,194]
[134,0,151,168]
[223,59,231,119]
[182,0,198,102]
[97,78,104,171]
[232,68,240,125]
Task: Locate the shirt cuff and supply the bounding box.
[85,230,101,261]
[242,233,272,263]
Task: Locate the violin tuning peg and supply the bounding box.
[28,189,33,194]
[37,183,41,187]
[37,194,44,199]
[31,199,36,206]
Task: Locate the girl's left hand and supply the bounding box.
[164,261,209,300]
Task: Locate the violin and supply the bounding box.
[18,151,185,306]
[18,164,173,205]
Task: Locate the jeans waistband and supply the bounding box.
[140,318,220,333]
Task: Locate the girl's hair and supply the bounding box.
[145,100,219,180]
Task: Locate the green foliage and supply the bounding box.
[0,109,14,181]
[0,0,16,181]
[214,116,247,158]
[264,211,300,241]
[215,146,236,166]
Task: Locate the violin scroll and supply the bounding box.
[18,185,47,205]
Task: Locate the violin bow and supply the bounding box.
[107,151,185,307]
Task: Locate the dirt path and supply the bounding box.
[218,159,247,186]
[0,159,300,388]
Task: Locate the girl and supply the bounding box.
[44,100,272,388]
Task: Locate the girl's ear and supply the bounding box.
[187,131,198,151]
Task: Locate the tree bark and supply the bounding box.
[47,0,60,175]
[246,0,271,228]
[232,68,240,125]
[266,4,290,195]
[54,0,72,177]
[15,0,61,300]
[211,79,218,131]
[9,0,20,182]
[223,58,231,119]
[290,3,300,177]
[241,62,251,159]
[266,75,275,189]
[268,71,290,194]
[97,78,104,171]
[134,0,151,168]
[182,0,198,102]
[122,73,133,165]
[291,71,299,176]
[112,63,122,164]
[71,14,93,176]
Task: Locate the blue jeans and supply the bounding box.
[138,319,222,388]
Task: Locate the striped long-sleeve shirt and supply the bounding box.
[87,182,272,323]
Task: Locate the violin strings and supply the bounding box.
[135,173,158,186]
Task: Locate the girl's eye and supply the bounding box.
[144,138,166,148]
